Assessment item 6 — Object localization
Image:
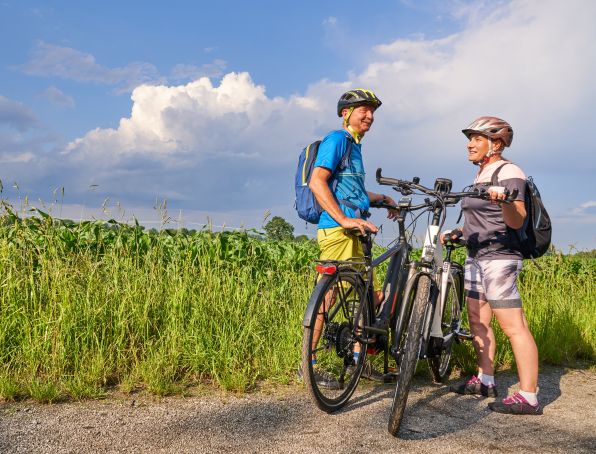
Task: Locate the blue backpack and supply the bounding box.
[294,137,353,224]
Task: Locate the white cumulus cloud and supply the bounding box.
[65,71,325,166]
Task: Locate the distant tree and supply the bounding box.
[294,234,309,242]
[264,216,294,241]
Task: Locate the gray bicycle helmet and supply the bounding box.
[462,116,513,147]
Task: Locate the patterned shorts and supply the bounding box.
[464,258,523,309]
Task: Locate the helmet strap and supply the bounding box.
[474,138,502,166]
[347,125,362,144]
[343,107,363,143]
[343,107,355,127]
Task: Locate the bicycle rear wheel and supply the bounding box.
[388,274,431,437]
[301,272,371,413]
[428,267,463,382]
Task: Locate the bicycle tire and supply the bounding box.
[388,274,431,437]
[301,272,371,413]
[428,268,463,382]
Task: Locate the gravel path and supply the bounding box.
[1,367,594,453]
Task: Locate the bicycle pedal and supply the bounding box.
[455,329,474,341]
[382,372,397,384]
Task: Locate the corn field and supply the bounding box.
[0,204,594,402]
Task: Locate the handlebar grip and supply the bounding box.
[508,188,519,201]
[376,167,406,187]
[370,201,398,210]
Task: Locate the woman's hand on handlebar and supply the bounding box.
[440,228,463,245]
[486,186,518,204]
[340,217,378,235]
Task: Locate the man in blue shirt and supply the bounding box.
[308,89,398,385]
[310,89,397,261]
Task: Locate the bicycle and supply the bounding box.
[300,192,419,412]
[375,170,518,437]
[300,168,517,431]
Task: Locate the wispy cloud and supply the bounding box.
[571,201,596,215]
[322,16,337,27]
[19,41,229,93]
[170,59,227,81]
[0,95,38,131]
[39,86,75,108]
[19,41,163,92]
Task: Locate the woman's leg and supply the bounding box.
[492,308,539,392]
[464,258,496,375]
[467,297,496,375]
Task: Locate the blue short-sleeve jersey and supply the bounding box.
[314,130,369,229]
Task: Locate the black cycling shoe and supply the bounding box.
[450,375,498,397]
[297,365,341,390]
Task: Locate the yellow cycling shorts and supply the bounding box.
[317,226,363,261]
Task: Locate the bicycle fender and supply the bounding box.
[302,275,333,327]
[302,272,367,327]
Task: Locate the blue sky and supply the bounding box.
[1,0,595,251]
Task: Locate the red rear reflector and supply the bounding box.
[315,264,337,275]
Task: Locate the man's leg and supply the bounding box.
[311,228,362,357]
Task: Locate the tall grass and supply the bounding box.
[451,252,595,373]
[0,205,594,400]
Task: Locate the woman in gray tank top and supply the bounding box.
[444,117,541,415]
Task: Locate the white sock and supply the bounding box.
[518,390,538,406]
[478,372,495,387]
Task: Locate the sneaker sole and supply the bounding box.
[488,402,542,415]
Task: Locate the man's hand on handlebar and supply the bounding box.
[382,195,400,220]
[340,217,378,235]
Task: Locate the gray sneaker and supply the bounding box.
[450,375,498,397]
[488,392,542,415]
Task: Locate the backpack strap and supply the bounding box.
[491,161,513,186]
[333,135,353,177]
[332,135,371,219]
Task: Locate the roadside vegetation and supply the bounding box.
[0,206,594,401]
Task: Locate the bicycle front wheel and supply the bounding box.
[301,272,371,413]
[428,267,463,382]
[388,274,431,437]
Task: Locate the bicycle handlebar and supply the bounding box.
[370,201,434,212]
[376,168,518,205]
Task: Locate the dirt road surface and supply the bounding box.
[1,367,594,453]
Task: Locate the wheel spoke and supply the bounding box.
[302,273,370,413]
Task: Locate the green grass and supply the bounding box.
[0,205,594,400]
